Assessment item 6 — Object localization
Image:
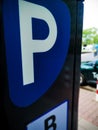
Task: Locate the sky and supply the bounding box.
[83,0,98,29]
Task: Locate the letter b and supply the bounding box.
[44,115,57,130]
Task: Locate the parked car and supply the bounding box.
[80,60,98,86]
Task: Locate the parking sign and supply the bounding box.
[2,0,70,107]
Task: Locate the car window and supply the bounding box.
[84,61,94,66]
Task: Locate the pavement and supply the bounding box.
[78,85,98,130]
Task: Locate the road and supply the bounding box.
[81,52,98,62]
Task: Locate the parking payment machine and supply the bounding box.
[0,0,84,130]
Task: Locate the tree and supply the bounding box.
[82,27,98,46]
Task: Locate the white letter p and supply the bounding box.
[19,0,57,85]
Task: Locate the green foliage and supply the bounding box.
[82,27,98,46]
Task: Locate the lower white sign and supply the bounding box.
[27,101,68,130]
